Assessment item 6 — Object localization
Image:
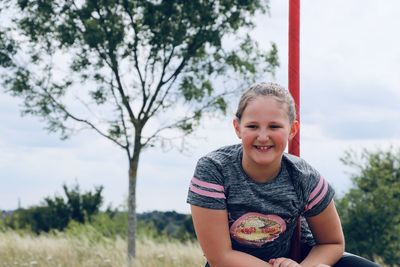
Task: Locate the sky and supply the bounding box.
[1,0,400,214]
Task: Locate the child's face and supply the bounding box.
[233,95,298,174]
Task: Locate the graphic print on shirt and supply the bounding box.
[230,213,286,247]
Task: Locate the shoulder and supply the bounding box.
[282,154,335,217]
[198,144,241,168]
[193,144,241,183]
[282,153,323,196]
[282,153,318,178]
[187,145,241,210]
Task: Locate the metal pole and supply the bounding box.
[288,0,300,157]
[288,0,302,262]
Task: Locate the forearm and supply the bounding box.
[302,200,345,267]
[207,249,272,267]
[300,243,344,267]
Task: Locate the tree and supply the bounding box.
[4,183,103,233]
[337,147,400,266]
[0,0,278,262]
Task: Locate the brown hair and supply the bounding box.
[235,82,296,123]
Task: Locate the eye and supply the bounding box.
[245,124,258,129]
[270,124,282,129]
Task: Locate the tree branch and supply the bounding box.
[141,91,231,147]
[143,29,209,124]
[145,71,178,123]
[109,76,132,159]
[93,4,138,128]
[42,86,128,150]
[122,2,148,121]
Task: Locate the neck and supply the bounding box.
[241,156,282,183]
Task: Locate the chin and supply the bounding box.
[255,155,282,165]
[253,158,276,166]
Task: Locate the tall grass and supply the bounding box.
[0,230,389,267]
[0,231,206,267]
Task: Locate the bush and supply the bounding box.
[1,183,196,243]
[4,183,103,233]
[82,211,128,239]
[137,211,196,241]
[337,147,400,266]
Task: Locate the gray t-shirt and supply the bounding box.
[187,144,334,261]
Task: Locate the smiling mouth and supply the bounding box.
[254,145,274,151]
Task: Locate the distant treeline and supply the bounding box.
[0,184,196,241]
[138,210,195,240]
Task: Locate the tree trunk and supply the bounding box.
[127,136,142,266]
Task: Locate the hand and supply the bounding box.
[269,257,301,267]
[313,265,331,267]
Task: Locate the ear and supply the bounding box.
[233,118,242,139]
[288,120,299,140]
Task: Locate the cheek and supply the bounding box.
[240,133,255,145]
[241,131,255,139]
[272,131,290,142]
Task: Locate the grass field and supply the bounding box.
[0,230,388,267]
[0,231,206,267]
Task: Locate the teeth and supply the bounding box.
[255,145,272,150]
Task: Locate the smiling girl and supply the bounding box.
[187,82,381,267]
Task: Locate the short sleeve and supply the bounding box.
[186,156,227,210]
[302,167,335,218]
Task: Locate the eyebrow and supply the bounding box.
[243,120,285,124]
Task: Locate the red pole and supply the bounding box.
[288,0,300,157]
[288,0,302,262]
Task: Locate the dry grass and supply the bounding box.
[0,231,206,267]
[0,231,390,267]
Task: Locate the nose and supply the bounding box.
[257,129,269,142]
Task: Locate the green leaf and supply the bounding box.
[108,124,122,139]
[177,121,193,134]
[215,96,227,114]
[90,87,107,105]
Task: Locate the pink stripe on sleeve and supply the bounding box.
[191,177,224,192]
[305,179,328,211]
[189,185,226,199]
[308,176,324,201]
